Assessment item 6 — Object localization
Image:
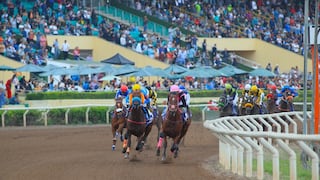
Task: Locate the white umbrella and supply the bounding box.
[99,75,121,81]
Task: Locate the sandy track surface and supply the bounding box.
[0,122,248,180]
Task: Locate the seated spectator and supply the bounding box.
[73,46,80,60]
[9,93,20,105]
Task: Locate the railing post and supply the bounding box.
[2,110,7,127]
[86,107,90,124]
[65,109,70,125]
[44,109,50,127]
[23,110,29,127]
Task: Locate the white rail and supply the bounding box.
[0,104,209,128]
[204,111,320,180]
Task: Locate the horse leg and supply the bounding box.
[136,135,144,152]
[124,132,131,159]
[122,131,128,154]
[141,123,153,149]
[161,136,167,161]
[156,132,164,156]
[112,125,117,151]
[117,122,125,142]
[170,135,181,158]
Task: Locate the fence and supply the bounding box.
[0,104,219,128]
[204,111,320,180]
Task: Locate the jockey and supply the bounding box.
[162,84,189,123]
[267,84,280,106]
[128,83,153,126]
[223,83,238,116]
[115,84,129,100]
[113,84,129,117]
[249,85,265,113]
[146,86,157,107]
[241,84,251,98]
[146,86,158,116]
[279,85,298,111]
[179,85,192,118]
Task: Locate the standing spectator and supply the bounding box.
[53,39,60,59]
[274,64,280,76]
[201,39,207,58]
[61,40,70,60]
[73,46,80,60]
[266,63,272,71]
[0,86,6,108]
[143,16,148,32]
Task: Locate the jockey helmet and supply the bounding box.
[283,85,290,90]
[225,83,232,90]
[120,85,128,93]
[244,84,251,91]
[132,84,141,91]
[179,85,186,90]
[170,85,180,92]
[270,85,277,91]
[250,85,258,92]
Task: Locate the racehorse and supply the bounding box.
[156,92,191,161]
[279,91,294,112]
[266,93,279,114]
[244,95,262,115]
[218,94,233,117]
[142,104,162,148]
[111,97,127,151]
[122,97,153,159]
[277,91,294,132]
[238,95,256,116]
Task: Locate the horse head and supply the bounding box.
[242,95,255,115]
[167,92,180,116]
[279,92,293,112]
[131,97,142,109]
[115,97,124,112]
[218,95,229,110]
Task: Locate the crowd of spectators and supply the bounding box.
[119,0,310,55]
[0,0,308,96]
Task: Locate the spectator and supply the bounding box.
[9,92,20,105]
[61,40,70,60]
[266,63,272,71]
[0,86,6,108]
[73,46,80,60]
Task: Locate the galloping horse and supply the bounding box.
[111,97,127,151]
[156,92,191,161]
[277,91,294,132]
[242,95,261,115]
[279,91,294,112]
[266,93,279,114]
[218,94,233,117]
[122,97,153,159]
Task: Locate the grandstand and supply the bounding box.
[0,0,314,94]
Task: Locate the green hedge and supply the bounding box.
[0,106,205,127]
[25,90,224,100]
[25,89,312,102]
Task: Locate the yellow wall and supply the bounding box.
[46,36,169,69]
[197,38,313,73]
[0,56,29,82]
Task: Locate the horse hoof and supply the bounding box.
[112,145,116,151]
[174,151,178,158]
[124,153,129,159]
[161,156,166,161]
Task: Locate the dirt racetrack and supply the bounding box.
[0,122,248,180]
